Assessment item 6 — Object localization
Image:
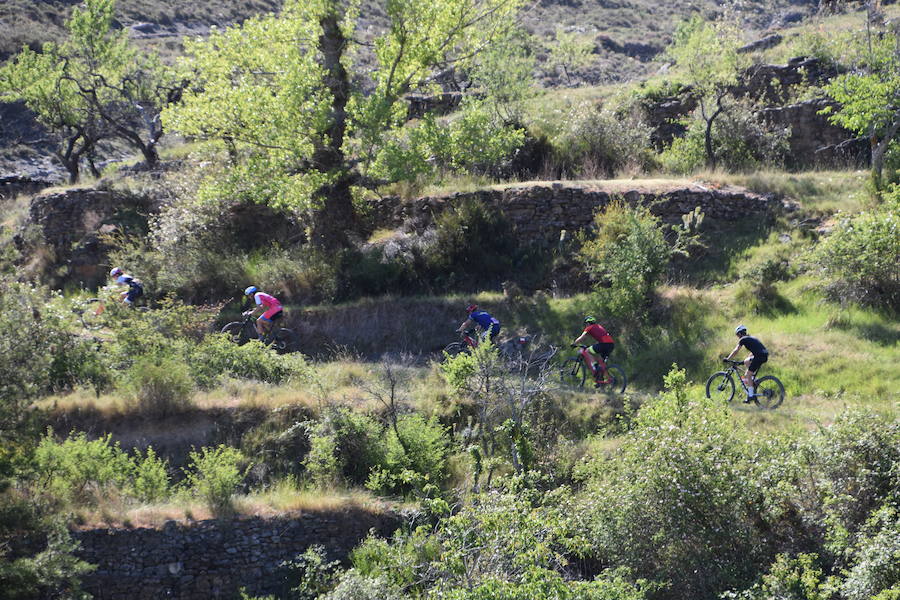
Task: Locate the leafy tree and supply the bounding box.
[666,16,750,169]
[0,0,183,182]
[547,27,595,86]
[822,22,899,189]
[163,0,529,248]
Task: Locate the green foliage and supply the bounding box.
[578,366,764,598]
[722,553,837,600]
[438,566,653,600]
[123,356,195,417]
[304,408,386,487]
[811,191,900,311]
[578,200,671,318]
[318,570,404,600]
[548,103,655,177]
[34,432,134,505]
[841,507,900,600]
[130,447,170,503]
[366,414,450,496]
[190,334,313,389]
[281,545,340,600]
[183,445,248,516]
[547,27,596,85]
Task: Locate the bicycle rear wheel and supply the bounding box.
[559,357,586,388]
[79,300,105,330]
[754,375,785,409]
[706,371,736,403]
[271,328,296,353]
[602,364,627,394]
[442,342,465,358]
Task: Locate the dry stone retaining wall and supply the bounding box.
[371,183,779,246]
[75,510,400,600]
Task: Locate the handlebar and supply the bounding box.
[722,358,743,366]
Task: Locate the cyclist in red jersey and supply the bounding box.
[572,316,615,385]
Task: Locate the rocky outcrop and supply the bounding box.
[14,187,153,289]
[760,98,869,168]
[75,510,401,600]
[370,182,780,247]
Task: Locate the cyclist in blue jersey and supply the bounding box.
[457,304,501,343]
[109,267,144,306]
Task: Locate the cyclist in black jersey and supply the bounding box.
[725,324,769,401]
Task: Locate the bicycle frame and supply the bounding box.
[722,360,757,393]
[575,345,610,384]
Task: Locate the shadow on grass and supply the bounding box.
[669,218,772,286]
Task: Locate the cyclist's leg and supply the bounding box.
[488,322,500,344]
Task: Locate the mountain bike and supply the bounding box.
[75,298,107,330]
[705,359,784,409]
[442,330,557,372]
[221,312,297,353]
[558,345,626,393]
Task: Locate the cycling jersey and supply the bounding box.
[470,310,499,331]
[254,292,282,320]
[738,335,768,356]
[115,274,143,302]
[584,323,614,344]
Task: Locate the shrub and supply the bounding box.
[123,356,195,417]
[130,447,170,503]
[366,414,450,496]
[319,571,404,600]
[189,334,313,389]
[842,507,900,600]
[34,432,134,506]
[811,190,900,311]
[549,103,655,178]
[721,553,837,600]
[578,200,671,319]
[577,367,765,598]
[304,408,386,487]
[183,445,248,516]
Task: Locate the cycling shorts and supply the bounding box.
[124,284,144,304]
[480,322,500,342]
[589,342,614,360]
[260,309,283,322]
[748,352,768,373]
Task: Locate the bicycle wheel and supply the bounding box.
[271,328,296,353]
[706,371,736,403]
[603,364,627,394]
[753,375,785,409]
[559,357,586,388]
[442,342,465,358]
[79,300,105,330]
[221,321,252,345]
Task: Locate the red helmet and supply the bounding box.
[466,304,478,314]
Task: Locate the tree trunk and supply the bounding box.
[309,9,355,249]
[871,114,900,190]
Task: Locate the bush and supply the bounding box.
[578,200,671,319]
[842,507,900,600]
[34,433,134,506]
[304,408,386,487]
[189,334,313,389]
[130,447,170,503]
[123,356,195,417]
[721,553,837,600]
[548,103,655,178]
[183,445,248,516]
[366,414,450,496]
[812,190,900,311]
[319,571,404,600]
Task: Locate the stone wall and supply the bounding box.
[75,510,401,600]
[370,182,779,246]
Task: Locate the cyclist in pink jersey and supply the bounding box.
[243,286,283,340]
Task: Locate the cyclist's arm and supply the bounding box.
[725,343,742,360]
[573,331,592,346]
[457,318,473,333]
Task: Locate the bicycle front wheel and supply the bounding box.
[222,321,251,345]
[559,357,586,388]
[754,376,785,409]
[706,371,736,403]
[604,364,627,394]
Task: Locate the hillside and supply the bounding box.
[0,1,898,599]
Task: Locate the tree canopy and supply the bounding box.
[162,0,531,248]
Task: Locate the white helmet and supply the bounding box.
[110,267,123,277]
[735,324,747,335]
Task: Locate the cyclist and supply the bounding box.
[109,267,144,306]
[457,304,501,344]
[724,324,769,401]
[243,286,283,341]
[572,316,615,386]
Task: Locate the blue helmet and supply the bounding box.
[244,286,258,296]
